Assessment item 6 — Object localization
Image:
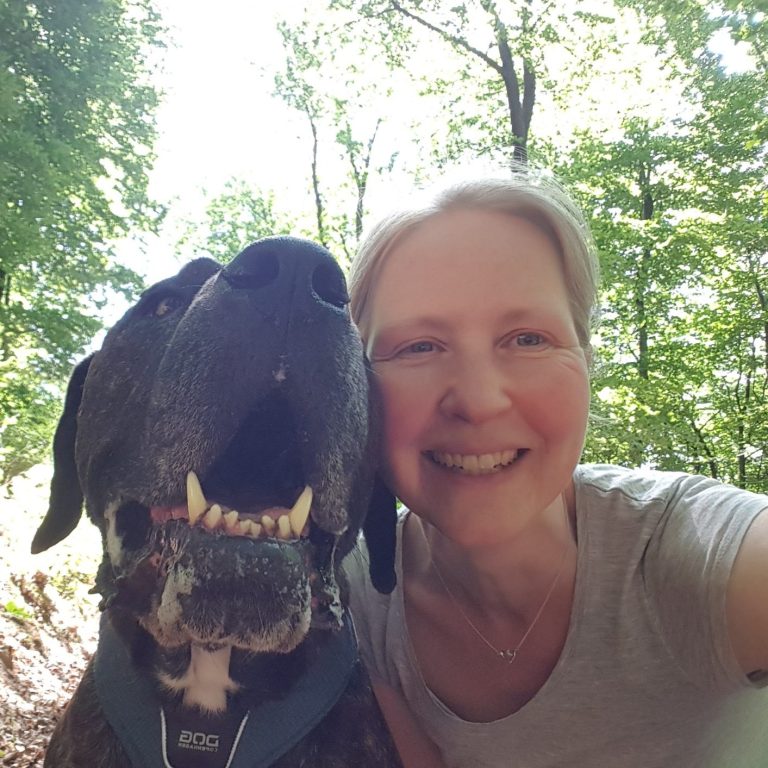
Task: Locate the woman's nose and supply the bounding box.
[439,357,513,424]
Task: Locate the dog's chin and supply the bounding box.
[102,519,317,653]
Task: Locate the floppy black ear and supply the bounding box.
[31,355,94,554]
[362,476,397,594]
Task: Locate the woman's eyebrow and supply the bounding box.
[374,316,450,337]
[373,308,567,339]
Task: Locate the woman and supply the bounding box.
[343,172,768,768]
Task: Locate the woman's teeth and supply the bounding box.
[430,450,519,475]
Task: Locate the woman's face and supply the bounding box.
[365,208,590,545]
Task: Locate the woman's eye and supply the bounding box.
[513,332,546,347]
[400,340,436,356]
[407,340,435,354]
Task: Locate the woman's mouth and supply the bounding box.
[427,449,525,475]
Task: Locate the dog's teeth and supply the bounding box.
[242,520,262,538]
[288,486,312,537]
[223,510,239,532]
[187,471,208,524]
[204,504,222,530]
[277,515,291,540]
[261,515,276,535]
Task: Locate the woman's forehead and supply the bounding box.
[366,209,573,334]
[375,209,564,290]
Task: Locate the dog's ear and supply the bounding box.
[362,476,397,594]
[31,354,94,554]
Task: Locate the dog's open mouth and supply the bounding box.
[113,392,331,549]
[150,474,312,542]
[101,391,349,649]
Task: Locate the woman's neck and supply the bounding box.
[405,486,577,619]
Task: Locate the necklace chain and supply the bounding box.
[431,501,571,664]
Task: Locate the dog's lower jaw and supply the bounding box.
[159,644,239,713]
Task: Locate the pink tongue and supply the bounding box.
[150,505,187,523]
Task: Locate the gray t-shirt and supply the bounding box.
[344,465,768,767]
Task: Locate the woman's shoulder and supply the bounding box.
[576,463,766,521]
[576,463,692,503]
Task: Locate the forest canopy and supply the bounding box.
[0,0,766,493]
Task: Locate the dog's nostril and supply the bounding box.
[223,250,280,291]
[312,263,349,310]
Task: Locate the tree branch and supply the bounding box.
[306,109,328,248]
[389,1,502,73]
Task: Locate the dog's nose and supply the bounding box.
[222,236,349,314]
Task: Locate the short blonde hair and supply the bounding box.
[349,170,599,352]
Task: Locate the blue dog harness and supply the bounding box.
[93,614,358,768]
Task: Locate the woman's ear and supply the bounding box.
[362,476,397,594]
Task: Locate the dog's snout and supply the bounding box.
[223,236,349,313]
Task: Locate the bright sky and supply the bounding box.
[119,0,307,282]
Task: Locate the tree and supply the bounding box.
[327,0,619,165]
[274,17,396,262]
[271,0,766,490]
[0,0,165,482]
[177,180,293,264]
[566,3,768,491]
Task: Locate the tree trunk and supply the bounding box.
[307,111,327,249]
[635,163,654,379]
[390,0,536,163]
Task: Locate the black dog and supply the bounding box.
[32,238,400,768]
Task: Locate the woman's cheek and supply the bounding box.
[375,368,434,492]
[516,357,590,434]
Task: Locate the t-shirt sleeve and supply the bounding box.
[644,474,767,692]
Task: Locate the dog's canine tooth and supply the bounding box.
[223,510,239,532]
[260,515,276,535]
[187,471,207,524]
[204,504,223,530]
[288,486,312,537]
[277,515,291,540]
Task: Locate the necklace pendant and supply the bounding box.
[499,649,517,663]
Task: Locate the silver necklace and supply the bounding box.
[431,502,572,664]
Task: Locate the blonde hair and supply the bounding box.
[349,171,599,352]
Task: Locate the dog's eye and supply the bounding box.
[153,295,183,318]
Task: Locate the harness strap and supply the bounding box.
[94,612,358,768]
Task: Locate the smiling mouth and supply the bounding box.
[427,450,525,475]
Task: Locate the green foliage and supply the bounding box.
[300,0,767,491]
[178,180,294,265]
[561,16,768,491]
[0,0,165,482]
[327,0,620,165]
[3,600,33,620]
[273,16,398,262]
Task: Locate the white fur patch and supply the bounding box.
[159,645,239,713]
[104,503,123,567]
